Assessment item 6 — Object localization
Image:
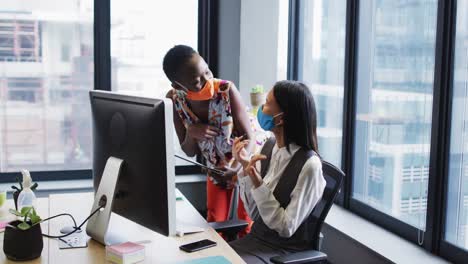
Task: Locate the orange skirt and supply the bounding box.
[206,177,252,237]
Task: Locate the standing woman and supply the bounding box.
[163,45,254,233]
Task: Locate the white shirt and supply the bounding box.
[238,143,326,238]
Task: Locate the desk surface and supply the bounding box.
[0,192,244,264]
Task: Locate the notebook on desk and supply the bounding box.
[175,256,231,264]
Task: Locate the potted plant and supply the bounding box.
[250,84,266,116]
[11,176,38,210]
[3,206,43,261]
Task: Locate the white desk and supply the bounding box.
[0,192,245,264]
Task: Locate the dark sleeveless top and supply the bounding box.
[250,137,318,251]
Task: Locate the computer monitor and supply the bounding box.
[86,90,176,245]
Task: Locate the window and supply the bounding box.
[111,1,198,165]
[61,44,71,62]
[289,0,466,260]
[297,0,347,167]
[352,0,437,229]
[7,77,43,103]
[0,19,40,62]
[111,1,198,98]
[445,0,468,251]
[0,1,94,173]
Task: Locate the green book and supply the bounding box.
[176,256,231,264]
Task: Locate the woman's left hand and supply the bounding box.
[245,154,267,188]
[209,166,237,189]
[221,166,238,189]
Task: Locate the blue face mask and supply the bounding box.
[257,105,283,131]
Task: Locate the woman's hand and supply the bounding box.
[187,123,222,141]
[208,166,237,189]
[232,136,250,169]
[221,166,237,189]
[245,154,267,188]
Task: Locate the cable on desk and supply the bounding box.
[41,205,104,239]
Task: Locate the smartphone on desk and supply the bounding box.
[179,239,217,253]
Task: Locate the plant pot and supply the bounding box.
[250,92,266,108]
[3,220,43,261]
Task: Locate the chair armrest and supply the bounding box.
[208,219,249,233]
[270,250,327,264]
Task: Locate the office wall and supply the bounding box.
[217,0,241,86]
[238,0,281,102]
[217,0,282,102]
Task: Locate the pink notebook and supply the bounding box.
[107,242,145,256]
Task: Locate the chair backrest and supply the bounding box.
[307,160,344,250]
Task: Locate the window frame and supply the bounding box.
[438,0,468,262]
[0,0,218,183]
[291,0,350,205]
[348,0,441,250]
[289,0,467,262]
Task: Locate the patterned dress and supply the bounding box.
[170,79,252,232]
[172,79,235,169]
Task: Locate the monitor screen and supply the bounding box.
[90,90,176,237]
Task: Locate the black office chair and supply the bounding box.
[210,160,344,263]
[208,185,250,241]
[269,160,344,264]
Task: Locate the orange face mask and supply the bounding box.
[185,79,215,101]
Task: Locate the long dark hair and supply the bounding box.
[273,80,319,153]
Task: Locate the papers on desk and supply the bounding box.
[175,256,231,264]
[106,241,145,264]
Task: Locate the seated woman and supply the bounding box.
[229,80,326,263]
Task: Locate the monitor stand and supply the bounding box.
[86,157,126,245]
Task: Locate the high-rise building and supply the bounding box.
[0,0,93,172]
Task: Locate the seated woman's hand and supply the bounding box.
[232,136,250,169]
[245,154,267,188]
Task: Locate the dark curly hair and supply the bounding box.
[162,45,197,82]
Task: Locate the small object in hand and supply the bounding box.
[106,241,145,264]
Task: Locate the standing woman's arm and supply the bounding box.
[166,91,199,157]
